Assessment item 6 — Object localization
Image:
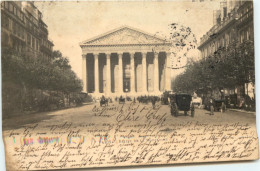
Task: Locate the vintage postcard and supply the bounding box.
[1,0,259,170]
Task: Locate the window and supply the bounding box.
[250,27,253,40]
[4,1,8,9]
[14,7,17,15]
[13,22,16,35]
[21,28,24,40]
[9,3,13,12]
[17,10,20,19]
[240,31,244,43]
[36,40,39,51]
[9,19,12,31]
[244,30,247,41]
[226,34,229,46]
[32,37,35,49]
[2,15,9,29]
[17,25,20,37]
[27,33,31,46]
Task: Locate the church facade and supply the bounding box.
[80,26,172,98]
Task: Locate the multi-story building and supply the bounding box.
[1,1,53,61]
[198,0,253,58]
[198,0,254,105]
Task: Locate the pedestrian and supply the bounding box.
[221,102,226,113]
[151,96,156,109]
[210,99,214,115]
[170,96,178,117]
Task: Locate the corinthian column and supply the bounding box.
[130,52,135,94]
[165,52,171,91]
[118,53,123,94]
[106,53,111,95]
[142,52,147,93]
[82,54,87,92]
[154,53,159,93]
[94,53,99,94]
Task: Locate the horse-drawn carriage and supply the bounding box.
[119,96,125,104]
[170,93,195,117]
[204,97,226,112]
[100,96,108,106]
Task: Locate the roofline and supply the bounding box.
[80,43,172,48]
[79,25,171,46]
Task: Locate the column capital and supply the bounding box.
[153,51,160,56]
[82,54,87,58]
[118,54,123,59]
[93,52,99,56]
[129,52,135,56]
[166,51,171,56]
[117,52,124,56]
[106,53,111,59]
[141,52,148,56]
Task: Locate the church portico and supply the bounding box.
[80,26,172,98]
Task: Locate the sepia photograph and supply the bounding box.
[1,0,259,170]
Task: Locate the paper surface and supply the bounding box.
[2,103,259,170]
[1,0,259,170]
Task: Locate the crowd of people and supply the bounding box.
[98,94,168,109]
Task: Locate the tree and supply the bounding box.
[172,40,255,98]
[1,47,83,114]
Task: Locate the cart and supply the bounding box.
[170,93,195,117]
[119,96,125,104]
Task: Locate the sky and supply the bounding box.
[35,0,220,79]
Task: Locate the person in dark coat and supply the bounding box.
[151,96,156,109]
[210,99,214,115]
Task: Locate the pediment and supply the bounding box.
[80,26,170,46]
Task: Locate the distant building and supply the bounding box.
[80,26,172,98]
[1,1,53,61]
[198,0,253,58]
[198,0,254,100]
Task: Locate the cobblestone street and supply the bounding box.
[2,101,256,131]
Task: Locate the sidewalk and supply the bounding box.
[228,108,256,115]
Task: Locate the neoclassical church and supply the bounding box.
[80,26,172,98]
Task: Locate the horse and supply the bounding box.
[100,98,108,106]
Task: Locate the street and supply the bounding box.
[2,101,258,170]
[2,101,256,131]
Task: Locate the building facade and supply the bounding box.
[1,1,53,61]
[198,0,253,58]
[198,0,254,101]
[80,26,172,98]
